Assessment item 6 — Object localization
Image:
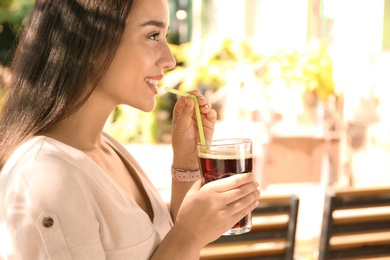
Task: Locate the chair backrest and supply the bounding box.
[200,194,300,260]
[319,186,390,260]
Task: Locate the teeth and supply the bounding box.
[145,78,159,89]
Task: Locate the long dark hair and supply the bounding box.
[0,0,134,169]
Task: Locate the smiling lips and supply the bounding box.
[145,78,159,93]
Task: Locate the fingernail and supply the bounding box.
[184,97,191,106]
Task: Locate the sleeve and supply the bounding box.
[0,162,106,260]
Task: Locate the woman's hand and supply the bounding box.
[171,90,216,169]
[173,172,260,248]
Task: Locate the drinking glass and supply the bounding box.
[197,138,253,236]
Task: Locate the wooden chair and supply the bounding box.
[200,194,300,260]
[319,186,390,260]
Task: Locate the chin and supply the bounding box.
[142,107,155,113]
[137,102,156,113]
[124,95,157,112]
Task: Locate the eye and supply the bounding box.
[148,32,160,41]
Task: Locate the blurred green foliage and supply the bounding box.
[162,37,336,128]
[0,0,33,64]
[0,0,33,25]
[165,38,263,93]
[104,93,176,144]
[262,39,335,102]
[166,38,335,102]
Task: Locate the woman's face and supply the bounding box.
[96,0,176,112]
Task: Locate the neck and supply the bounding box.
[42,92,116,151]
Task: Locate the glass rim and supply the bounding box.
[197,138,252,147]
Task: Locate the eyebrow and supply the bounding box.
[140,20,166,28]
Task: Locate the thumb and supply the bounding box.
[181,96,195,116]
[187,179,202,195]
[179,179,202,209]
[192,179,202,190]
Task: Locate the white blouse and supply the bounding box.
[0,135,173,259]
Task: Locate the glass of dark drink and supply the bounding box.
[197,138,253,236]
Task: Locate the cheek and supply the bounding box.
[106,58,139,90]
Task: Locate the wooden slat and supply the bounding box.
[251,214,289,232]
[333,210,390,226]
[330,231,390,251]
[331,251,390,260]
[333,186,390,199]
[200,240,288,260]
[258,194,292,204]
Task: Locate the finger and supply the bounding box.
[199,104,211,114]
[197,95,211,109]
[231,196,259,222]
[184,91,209,108]
[206,109,217,121]
[224,179,260,201]
[203,172,257,193]
[217,177,259,208]
[197,96,212,115]
[172,95,187,115]
[188,89,201,97]
[190,179,202,191]
[192,111,216,131]
[174,96,195,120]
[225,182,260,215]
[204,109,217,124]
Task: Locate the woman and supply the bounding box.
[0,0,260,259]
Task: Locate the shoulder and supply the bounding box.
[0,137,105,259]
[0,136,93,205]
[0,137,100,236]
[2,136,89,178]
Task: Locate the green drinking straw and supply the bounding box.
[165,87,207,153]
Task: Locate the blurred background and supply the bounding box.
[1,0,390,258]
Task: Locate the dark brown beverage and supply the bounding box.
[198,152,253,231]
[199,156,253,184]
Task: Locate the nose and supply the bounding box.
[158,42,176,70]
